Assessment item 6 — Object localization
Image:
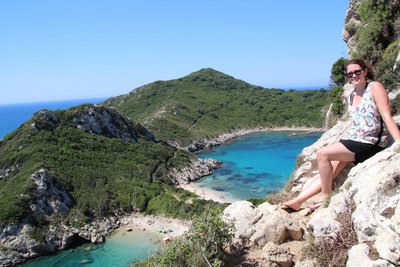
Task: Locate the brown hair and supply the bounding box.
[346,59,375,80]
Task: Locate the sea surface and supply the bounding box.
[196,131,321,200]
[2,99,321,266]
[22,229,161,267]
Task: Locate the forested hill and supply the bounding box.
[0,104,214,228]
[103,68,331,147]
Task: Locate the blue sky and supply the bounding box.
[0,1,349,105]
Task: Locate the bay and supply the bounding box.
[196,131,321,200]
[22,229,161,267]
[1,99,321,266]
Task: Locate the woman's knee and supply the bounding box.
[316,147,328,162]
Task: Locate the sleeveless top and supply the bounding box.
[341,83,387,147]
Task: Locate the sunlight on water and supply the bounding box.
[22,229,161,267]
[196,131,321,200]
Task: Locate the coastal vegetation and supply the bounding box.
[349,0,400,91]
[134,207,234,267]
[104,68,331,147]
[0,105,220,228]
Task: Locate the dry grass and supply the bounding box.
[302,200,358,267]
[265,191,297,205]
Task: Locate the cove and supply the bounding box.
[196,131,321,200]
[22,229,161,267]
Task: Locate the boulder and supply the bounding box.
[223,201,303,248]
[347,243,389,267]
[263,242,294,267]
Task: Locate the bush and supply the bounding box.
[330,86,345,116]
[376,41,400,91]
[134,207,234,267]
[331,58,347,86]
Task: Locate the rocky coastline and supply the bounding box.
[0,126,322,267]
[185,126,324,152]
[222,116,400,266]
[0,216,120,267]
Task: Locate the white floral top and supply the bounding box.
[341,83,387,147]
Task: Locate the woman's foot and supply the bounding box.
[308,199,327,210]
[278,201,301,213]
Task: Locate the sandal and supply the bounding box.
[278,203,300,213]
[308,200,326,210]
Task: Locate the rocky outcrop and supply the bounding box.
[223,116,400,266]
[223,201,307,266]
[0,168,119,266]
[0,162,21,180]
[32,105,155,143]
[223,202,303,248]
[343,0,400,60]
[186,127,323,152]
[168,158,221,184]
[72,105,154,143]
[30,169,72,216]
[0,216,119,267]
[186,127,272,152]
[308,141,400,266]
[342,0,363,55]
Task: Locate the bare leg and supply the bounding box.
[280,142,354,210]
[316,142,355,200]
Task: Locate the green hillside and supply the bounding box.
[0,105,215,227]
[104,68,331,147]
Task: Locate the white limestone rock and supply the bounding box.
[347,243,389,267]
[263,242,294,267]
[169,158,221,185]
[308,139,400,264]
[72,105,154,143]
[30,169,72,216]
[223,201,302,248]
[222,201,262,241]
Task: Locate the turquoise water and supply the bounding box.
[2,99,321,265]
[196,131,321,200]
[22,229,161,267]
[0,98,107,140]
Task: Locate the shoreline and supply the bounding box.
[178,183,238,204]
[185,126,324,152]
[119,213,191,239]
[179,126,324,202]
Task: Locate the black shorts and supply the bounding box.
[339,139,385,164]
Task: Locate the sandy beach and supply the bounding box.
[179,183,238,204]
[119,213,191,239]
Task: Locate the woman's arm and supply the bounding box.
[371,81,400,141]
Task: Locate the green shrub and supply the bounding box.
[135,207,234,267]
[376,41,400,91]
[391,93,400,116]
[330,86,345,116]
[27,226,46,243]
[331,58,347,86]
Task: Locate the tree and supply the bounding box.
[331,57,347,86]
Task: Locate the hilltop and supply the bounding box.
[104,68,331,147]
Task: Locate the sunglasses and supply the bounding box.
[346,69,363,78]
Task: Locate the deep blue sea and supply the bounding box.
[2,99,321,266]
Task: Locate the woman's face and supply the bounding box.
[346,64,367,86]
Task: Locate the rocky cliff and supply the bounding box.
[223,2,400,263]
[223,116,400,266]
[0,104,218,266]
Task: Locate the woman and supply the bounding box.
[280,59,400,212]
